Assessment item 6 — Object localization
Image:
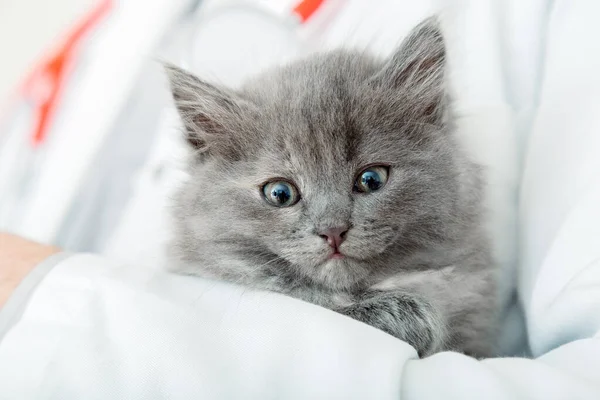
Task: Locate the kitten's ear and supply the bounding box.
[165,64,246,156]
[377,17,446,122]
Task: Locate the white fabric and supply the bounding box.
[519,0,600,357]
[1,240,599,399]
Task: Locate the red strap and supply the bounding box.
[24,0,112,146]
[292,0,325,23]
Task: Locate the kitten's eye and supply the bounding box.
[355,166,389,193]
[262,180,300,207]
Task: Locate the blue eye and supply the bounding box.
[262,180,300,207]
[355,166,389,193]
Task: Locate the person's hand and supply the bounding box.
[0,233,59,307]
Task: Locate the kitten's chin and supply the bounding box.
[310,258,370,290]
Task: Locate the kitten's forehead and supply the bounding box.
[238,50,445,188]
[242,50,379,102]
[242,52,381,177]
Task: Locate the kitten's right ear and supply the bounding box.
[164,64,245,155]
[375,17,447,123]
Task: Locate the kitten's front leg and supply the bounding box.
[337,291,445,357]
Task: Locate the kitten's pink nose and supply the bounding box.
[318,227,348,249]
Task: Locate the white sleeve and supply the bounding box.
[0,254,419,399]
[1,251,600,400]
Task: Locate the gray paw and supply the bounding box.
[338,291,445,356]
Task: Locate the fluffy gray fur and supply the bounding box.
[165,17,498,357]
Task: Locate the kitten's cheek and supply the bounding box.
[342,229,398,259]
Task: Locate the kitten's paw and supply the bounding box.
[338,291,445,356]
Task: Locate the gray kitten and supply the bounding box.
[166,17,498,357]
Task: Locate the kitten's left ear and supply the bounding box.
[377,17,446,122]
[164,63,250,160]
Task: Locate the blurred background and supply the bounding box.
[0,0,94,104]
[1,0,446,262]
